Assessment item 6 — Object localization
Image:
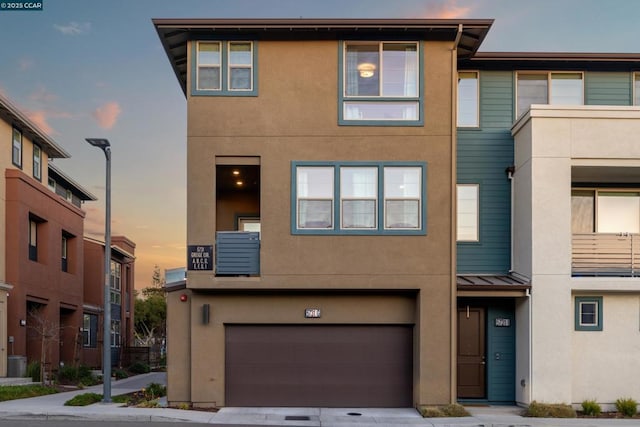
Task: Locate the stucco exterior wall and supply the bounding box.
[177,37,457,407]
[512,105,640,404]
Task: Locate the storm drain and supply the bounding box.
[285,415,311,421]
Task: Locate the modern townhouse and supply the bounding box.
[155,18,493,408]
[0,93,95,375]
[82,236,136,368]
[457,53,640,407]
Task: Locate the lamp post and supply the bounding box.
[85,138,112,403]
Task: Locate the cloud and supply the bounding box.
[54,22,91,35]
[25,110,55,135]
[422,0,472,19]
[29,86,57,104]
[92,101,122,129]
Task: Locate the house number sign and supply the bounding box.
[305,308,321,318]
[188,245,213,271]
[495,317,511,327]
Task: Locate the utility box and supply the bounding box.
[7,356,26,378]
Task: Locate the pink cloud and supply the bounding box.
[422,0,472,19]
[25,110,55,135]
[18,58,34,71]
[29,86,57,104]
[92,101,121,129]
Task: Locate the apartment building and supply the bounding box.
[0,93,95,374]
[457,54,640,407]
[155,18,493,408]
[82,236,136,368]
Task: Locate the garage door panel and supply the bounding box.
[225,325,413,407]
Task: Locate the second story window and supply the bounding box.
[193,41,256,96]
[340,41,421,125]
[29,218,38,261]
[293,162,426,234]
[517,72,583,117]
[634,72,640,106]
[458,72,479,127]
[33,145,42,181]
[110,260,122,305]
[12,128,22,168]
[457,184,479,242]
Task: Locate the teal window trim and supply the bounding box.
[191,39,258,97]
[575,296,603,331]
[291,161,427,235]
[338,40,424,126]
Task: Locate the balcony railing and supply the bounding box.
[572,233,640,277]
[215,231,260,276]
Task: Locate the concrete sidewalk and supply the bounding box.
[1,375,640,425]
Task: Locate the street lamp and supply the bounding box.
[85,138,112,403]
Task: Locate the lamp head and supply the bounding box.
[85,138,111,150]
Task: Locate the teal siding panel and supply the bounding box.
[487,302,516,403]
[585,72,632,106]
[457,130,513,274]
[479,71,514,128]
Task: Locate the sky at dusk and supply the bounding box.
[2,0,640,289]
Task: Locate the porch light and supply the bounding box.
[236,180,243,186]
[357,62,376,78]
[232,170,240,175]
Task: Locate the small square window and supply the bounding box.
[575,296,603,331]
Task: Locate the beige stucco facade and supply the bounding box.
[166,35,460,407]
[512,105,640,406]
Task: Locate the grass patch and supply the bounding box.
[0,385,57,402]
[525,401,576,418]
[65,393,102,406]
[420,403,470,417]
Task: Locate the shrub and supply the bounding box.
[419,404,469,418]
[57,365,80,383]
[113,369,129,380]
[128,361,151,374]
[615,397,638,417]
[26,362,41,382]
[144,382,167,399]
[525,401,576,418]
[64,392,102,406]
[581,399,601,417]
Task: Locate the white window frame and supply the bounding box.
[110,260,122,305]
[32,144,41,181]
[340,167,378,229]
[196,41,222,91]
[227,41,254,91]
[457,71,479,127]
[12,128,22,168]
[110,319,121,348]
[457,184,480,242]
[516,71,584,117]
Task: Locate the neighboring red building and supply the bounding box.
[82,236,136,368]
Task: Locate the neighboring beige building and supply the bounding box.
[155,18,492,407]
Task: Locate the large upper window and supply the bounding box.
[33,144,41,181]
[12,128,22,168]
[110,260,122,305]
[457,184,479,241]
[517,72,583,117]
[458,72,479,127]
[193,41,256,96]
[340,41,422,125]
[572,189,640,234]
[292,162,426,234]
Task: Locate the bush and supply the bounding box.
[57,365,80,383]
[419,404,469,418]
[581,399,601,417]
[128,361,151,374]
[113,369,129,380]
[56,364,99,386]
[26,362,41,382]
[615,397,638,417]
[144,382,167,399]
[525,401,576,418]
[64,392,102,406]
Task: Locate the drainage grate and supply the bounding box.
[285,415,311,421]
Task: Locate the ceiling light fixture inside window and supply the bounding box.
[357,62,376,78]
[236,180,243,186]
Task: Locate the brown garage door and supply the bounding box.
[225,324,413,407]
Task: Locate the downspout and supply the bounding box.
[507,166,515,272]
[450,23,463,404]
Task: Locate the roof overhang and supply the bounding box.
[459,51,640,71]
[153,18,493,96]
[0,92,70,159]
[48,162,97,201]
[457,273,531,297]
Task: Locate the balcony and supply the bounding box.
[215,231,260,276]
[572,233,640,277]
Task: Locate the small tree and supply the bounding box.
[134,265,166,349]
[27,308,60,384]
